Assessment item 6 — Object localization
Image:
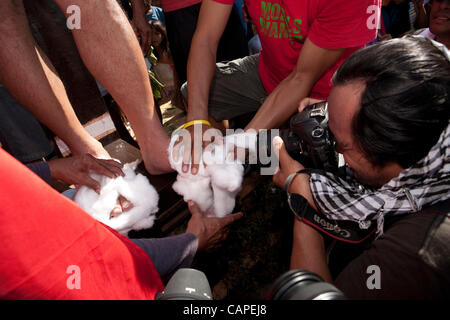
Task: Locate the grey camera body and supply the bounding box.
[156,268,213,300]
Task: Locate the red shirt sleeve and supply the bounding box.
[0,149,164,299]
[308,0,379,49]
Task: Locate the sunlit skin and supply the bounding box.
[0,0,172,175]
[430,0,450,48]
[327,81,403,188]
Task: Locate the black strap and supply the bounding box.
[426,198,450,213]
[288,193,377,244]
[286,169,450,244]
[289,194,450,244]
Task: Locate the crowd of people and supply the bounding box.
[0,0,449,300]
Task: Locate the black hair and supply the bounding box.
[333,36,450,168]
[150,20,169,58]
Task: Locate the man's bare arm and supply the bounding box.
[0,0,108,158]
[54,0,171,174]
[180,0,233,174]
[245,38,345,131]
[186,0,233,122]
[272,137,332,282]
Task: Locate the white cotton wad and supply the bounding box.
[74,160,159,235]
[168,133,246,217]
[173,174,213,213]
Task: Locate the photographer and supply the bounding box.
[273,36,450,299]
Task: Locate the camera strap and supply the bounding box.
[285,169,377,244]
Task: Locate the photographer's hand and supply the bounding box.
[298,97,325,113]
[272,136,317,210]
[272,137,331,281]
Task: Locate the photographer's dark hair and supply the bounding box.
[333,36,450,168]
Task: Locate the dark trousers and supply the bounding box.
[164,3,249,85]
[0,87,53,163]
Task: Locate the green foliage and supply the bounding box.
[146,47,164,100]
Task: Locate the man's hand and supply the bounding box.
[412,0,428,29]
[48,154,124,194]
[130,0,152,54]
[185,201,243,251]
[272,136,305,192]
[131,14,152,54]
[172,124,222,175]
[241,4,252,23]
[272,136,317,210]
[49,155,134,218]
[298,97,325,113]
[272,139,329,279]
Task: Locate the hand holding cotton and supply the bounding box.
[168,133,250,217]
[74,160,159,235]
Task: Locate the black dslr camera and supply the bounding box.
[278,101,339,173]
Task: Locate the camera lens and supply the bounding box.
[312,127,324,139]
[156,268,213,300]
[266,270,346,300]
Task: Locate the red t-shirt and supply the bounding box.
[161,0,202,12]
[214,0,380,99]
[0,149,164,299]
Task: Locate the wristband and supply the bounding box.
[180,120,211,130]
[284,169,311,194]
